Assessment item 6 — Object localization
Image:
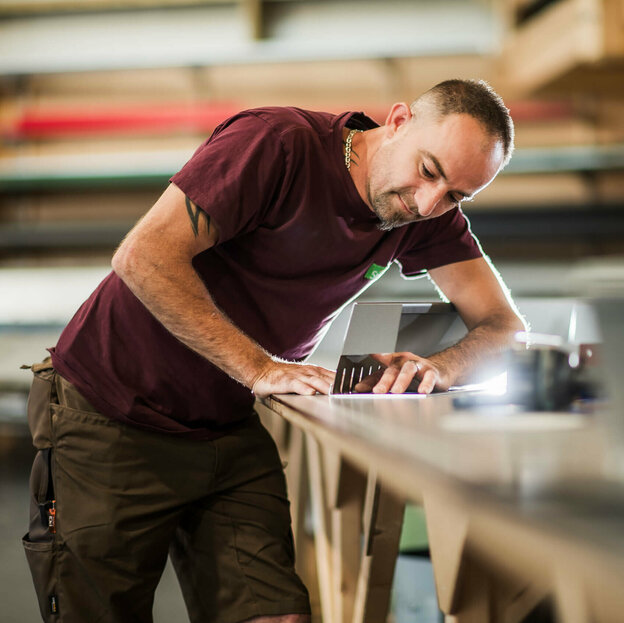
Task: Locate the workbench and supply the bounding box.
[256,391,624,623]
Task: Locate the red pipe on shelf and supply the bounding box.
[5,102,240,139]
[3,100,575,140]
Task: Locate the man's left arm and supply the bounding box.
[361,256,527,394]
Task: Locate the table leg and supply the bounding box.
[352,470,405,623]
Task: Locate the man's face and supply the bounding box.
[366,111,504,231]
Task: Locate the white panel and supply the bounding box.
[342,302,404,354]
[0,266,110,324]
[0,6,246,74]
[0,1,498,74]
[267,0,497,54]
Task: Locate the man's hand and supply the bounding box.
[251,360,336,398]
[353,352,450,395]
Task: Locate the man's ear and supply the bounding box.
[384,102,413,136]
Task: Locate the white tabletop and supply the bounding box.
[266,391,608,491]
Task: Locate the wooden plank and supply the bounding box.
[0,0,232,14]
[423,491,470,615]
[240,0,264,41]
[287,426,308,559]
[330,458,366,623]
[352,473,381,623]
[257,401,289,453]
[501,0,605,94]
[603,0,624,56]
[323,447,343,509]
[446,557,492,623]
[306,433,335,623]
[352,472,405,623]
[331,503,361,623]
[554,568,590,623]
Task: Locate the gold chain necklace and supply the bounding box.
[344,128,363,171]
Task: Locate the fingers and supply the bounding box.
[416,368,437,394]
[391,359,421,393]
[369,352,395,366]
[252,363,336,398]
[354,369,384,393]
[252,354,443,398]
[314,366,337,384]
[367,353,442,395]
[372,358,421,394]
[299,368,335,394]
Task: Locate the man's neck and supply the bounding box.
[342,126,380,208]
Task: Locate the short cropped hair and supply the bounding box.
[412,79,515,168]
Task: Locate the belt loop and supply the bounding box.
[27,360,57,449]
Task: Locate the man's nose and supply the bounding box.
[414,185,446,217]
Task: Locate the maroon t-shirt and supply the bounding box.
[50,107,482,439]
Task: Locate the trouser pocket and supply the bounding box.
[22,538,60,621]
[27,448,56,542]
[23,447,60,621]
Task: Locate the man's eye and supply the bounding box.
[422,166,434,179]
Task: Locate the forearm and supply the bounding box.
[112,250,271,389]
[362,258,527,395]
[109,184,333,398]
[428,311,526,385]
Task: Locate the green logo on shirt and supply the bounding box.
[364,263,388,280]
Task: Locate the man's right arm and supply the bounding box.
[111,183,335,397]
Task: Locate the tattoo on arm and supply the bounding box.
[185,196,210,237]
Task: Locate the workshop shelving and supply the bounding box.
[501,0,624,95]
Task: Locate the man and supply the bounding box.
[23,79,525,623]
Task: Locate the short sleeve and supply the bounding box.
[170,112,285,244]
[396,208,483,277]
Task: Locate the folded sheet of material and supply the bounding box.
[331,354,386,394]
[331,354,479,395]
[330,302,467,395]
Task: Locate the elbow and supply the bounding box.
[505,312,528,346]
[111,244,126,279]
[111,240,139,285]
[478,309,527,346]
[511,310,528,335]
